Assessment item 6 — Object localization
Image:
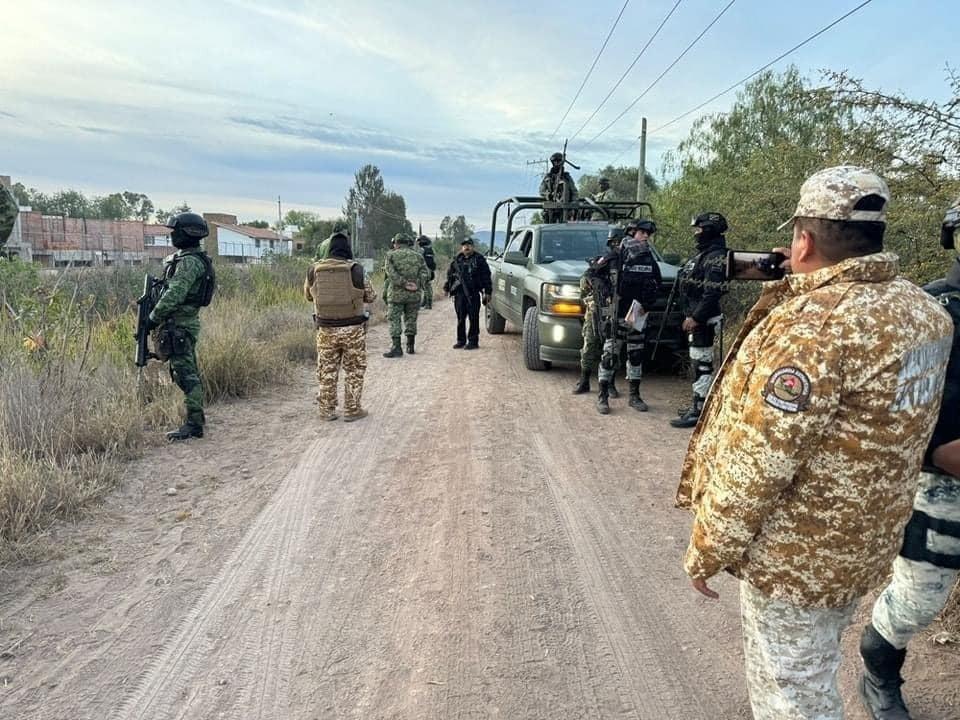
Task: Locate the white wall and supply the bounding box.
[217,227,291,262]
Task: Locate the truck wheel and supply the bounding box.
[522,306,549,371]
[485,305,506,335]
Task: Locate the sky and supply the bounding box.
[1,0,957,234]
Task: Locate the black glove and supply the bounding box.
[145,316,159,332]
[481,292,491,306]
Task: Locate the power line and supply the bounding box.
[581,0,737,150]
[650,0,874,134]
[568,0,685,144]
[608,0,875,164]
[549,0,632,142]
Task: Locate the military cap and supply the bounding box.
[778,165,890,230]
[461,237,476,245]
[634,219,657,234]
[392,232,413,245]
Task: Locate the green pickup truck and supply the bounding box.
[484,196,684,371]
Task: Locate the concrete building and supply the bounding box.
[203,213,292,263]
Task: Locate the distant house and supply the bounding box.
[203,213,292,263]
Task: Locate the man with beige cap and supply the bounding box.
[676,166,953,719]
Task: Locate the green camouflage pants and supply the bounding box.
[388,301,420,338]
[315,325,367,415]
[168,326,204,426]
[740,581,857,720]
[580,306,601,371]
[871,471,960,649]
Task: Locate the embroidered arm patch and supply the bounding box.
[763,367,812,413]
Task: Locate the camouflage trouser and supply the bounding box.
[388,301,420,338]
[740,581,857,720]
[315,325,367,414]
[168,326,204,426]
[580,306,602,371]
[422,274,434,308]
[871,471,960,649]
[599,319,647,383]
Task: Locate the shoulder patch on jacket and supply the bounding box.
[763,367,812,412]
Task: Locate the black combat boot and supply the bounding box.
[383,337,404,358]
[628,380,648,412]
[608,376,620,398]
[406,336,416,355]
[596,382,611,415]
[670,395,703,428]
[859,624,912,720]
[166,422,203,441]
[572,368,591,394]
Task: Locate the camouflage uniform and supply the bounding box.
[579,274,602,371]
[149,249,211,428]
[304,258,376,418]
[384,241,430,348]
[590,187,618,220]
[677,166,954,720]
[0,183,17,248]
[539,168,577,223]
[859,254,960,719]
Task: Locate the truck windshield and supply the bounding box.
[537,227,608,263]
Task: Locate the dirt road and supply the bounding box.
[1,306,957,719]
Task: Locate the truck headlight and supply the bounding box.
[542,283,584,316]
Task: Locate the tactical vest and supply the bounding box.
[619,242,659,308]
[310,259,365,321]
[164,250,216,307]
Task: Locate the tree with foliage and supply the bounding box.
[242,220,271,229]
[439,215,474,245]
[578,166,659,203]
[342,165,412,257]
[11,184,156,221]
[155,202,192,225]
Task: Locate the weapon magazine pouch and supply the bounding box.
[624,300,647,331]
[155,324,191,359]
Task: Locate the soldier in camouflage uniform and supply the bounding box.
[304,232,376,422]
[0,183,17,249]
[589,177,618,220]
[676,166,953,720]
[574,226,623,394]
[670,212,730,428]
[539,152,577,223]
[417,235,437,309]
[858,197,960,720]
[147,213,216,441]
[382,232,430,358]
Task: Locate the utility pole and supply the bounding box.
[277,195,283,237]
[636,117,647,202]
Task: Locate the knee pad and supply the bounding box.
[627,349,645,367]
[695,361,714,378]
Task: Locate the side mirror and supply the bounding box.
[503,250,528,266]
[662,253,682,265]
[0,185,16,247]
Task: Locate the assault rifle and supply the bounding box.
[135,274,164,367]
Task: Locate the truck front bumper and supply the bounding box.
[538,314,584,365]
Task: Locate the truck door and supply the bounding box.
[501,230,532,324]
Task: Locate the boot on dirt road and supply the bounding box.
[628,381,648,412]
[572,368,591,394]
[859,624,912,719]
[607,376,620,398]
[670,396,703,428]
[166,422,203,441]
[406,336,416,354]
[383,337,404,358]
[343,409,368,423]
[597,381,611,415]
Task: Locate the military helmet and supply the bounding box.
[166,212,209,238]
[942,196,960,251]
[691,212,728,235]
[624,220,639,234]
[607,226,625,246]
[550,152,564,163]
[392,232,413,246]
[417,235,431,247]
[634,219,657,234]
[598,177,610,188]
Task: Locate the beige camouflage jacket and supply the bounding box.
[677,253,953,608]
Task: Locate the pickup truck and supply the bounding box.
[484,197,683,371]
